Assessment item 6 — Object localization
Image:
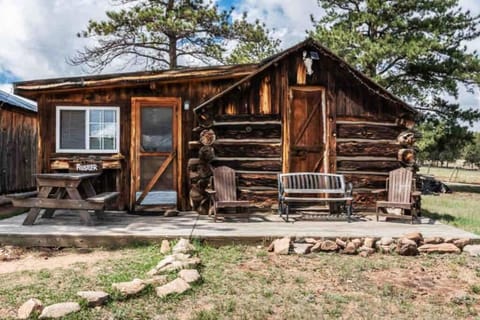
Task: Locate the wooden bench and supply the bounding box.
[86,192,120,204]
[278,173,353,222]
[6,191,39,200]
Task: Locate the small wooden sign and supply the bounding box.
[69,160,103,173]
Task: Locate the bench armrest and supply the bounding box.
[412,191,421,197]
[206,189,216,195]
[371,189,387,194]
[345,182,353,197]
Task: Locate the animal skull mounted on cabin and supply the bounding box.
[303,51,314,76]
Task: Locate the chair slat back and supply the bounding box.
[387,168,413,203]
[213,166,237,201]
[278,173,346,194]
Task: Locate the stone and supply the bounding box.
[267,240,275,252]
[172,238,196,255]
[179,269,201,283]
[453,238,471,249]
[423,237,444,245]
[378,237,394,247]
[402,232,423,244]
[160,240,171,254]
[444,237,455,243]
[351,238,363,249]
[144,275,169,286]
[155,278,191,298]
[148,254,201,275]
[304,238,318,244]
[359,250,372,258]
[335,238,347,249]
[463,245,480,257]
[396,238,419,256]
[363,237,376,248]
[293,243,313,255]
[342,242,357,255]
[310,241,323,253]
[378,245,394,254]
[39,302,80,319]
[164,209,179,217]
[112,278,146,296]
[18,298,43,319]
[273,237,291,255]
[77,291,109,307]
[320,240,338,252]
[358,246,375,255]
[418,243,461,254]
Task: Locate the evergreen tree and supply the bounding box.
[309,0,480,118]
[70,0,280,71]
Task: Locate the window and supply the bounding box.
[56,106,120,153]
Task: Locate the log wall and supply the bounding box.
[0,106,37,194]
[193,43,416,211]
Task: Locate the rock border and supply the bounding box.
[268,234,477,256]
[16,238,201,319]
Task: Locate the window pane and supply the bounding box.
[104,110,115,123]
[60,110,85,149]
[141,107,172,152]
[90,110,102,123]
[90,137,101,150]
[103,137,115,150]
[103,123,116,138]
[90,124,102,137]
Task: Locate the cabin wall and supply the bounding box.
[35,79,237,211]
[192,46,416,211]
[0,106,37,194]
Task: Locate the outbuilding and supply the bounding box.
[14,38,418,213]
[0,90,37,196]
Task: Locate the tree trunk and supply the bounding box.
[167,0,177,69]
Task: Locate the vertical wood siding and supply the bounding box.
[0,107,37,194]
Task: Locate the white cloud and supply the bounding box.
[0,0,111,81]
[0,83,13,93]
[232,0,324,47]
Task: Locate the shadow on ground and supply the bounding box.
[421,209,456,224]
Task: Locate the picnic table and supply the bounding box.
[9,173,119,226]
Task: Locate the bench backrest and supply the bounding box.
[278,173,347,194]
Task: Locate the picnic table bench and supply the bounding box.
[8,173,119,226]
[278,172,353,222]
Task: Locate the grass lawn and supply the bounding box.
[1,244,480,319]
[421,185,480,236]
[419,166,480,184]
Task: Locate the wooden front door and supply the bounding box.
[131,98,182,210]
[286,87,327,173]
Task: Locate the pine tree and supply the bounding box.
[70,0,280,71]
[310,0,480,117]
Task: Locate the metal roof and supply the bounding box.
[0,89,37,112]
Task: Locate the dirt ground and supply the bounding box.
[0,245,126,274]
[1,244,479,319]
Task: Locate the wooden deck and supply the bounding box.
[0,211,478,248]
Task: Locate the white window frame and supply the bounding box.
[56,106,120,153]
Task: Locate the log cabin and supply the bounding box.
[13,38,418,213]
[0,90,37,195]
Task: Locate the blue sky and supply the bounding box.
[0,0,479,126]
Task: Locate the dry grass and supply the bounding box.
[0,244,480,319]
[419,166,480,184]
[422,192,480,235]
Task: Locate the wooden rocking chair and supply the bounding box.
[373,168,421,223]
[207,166,252,222]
